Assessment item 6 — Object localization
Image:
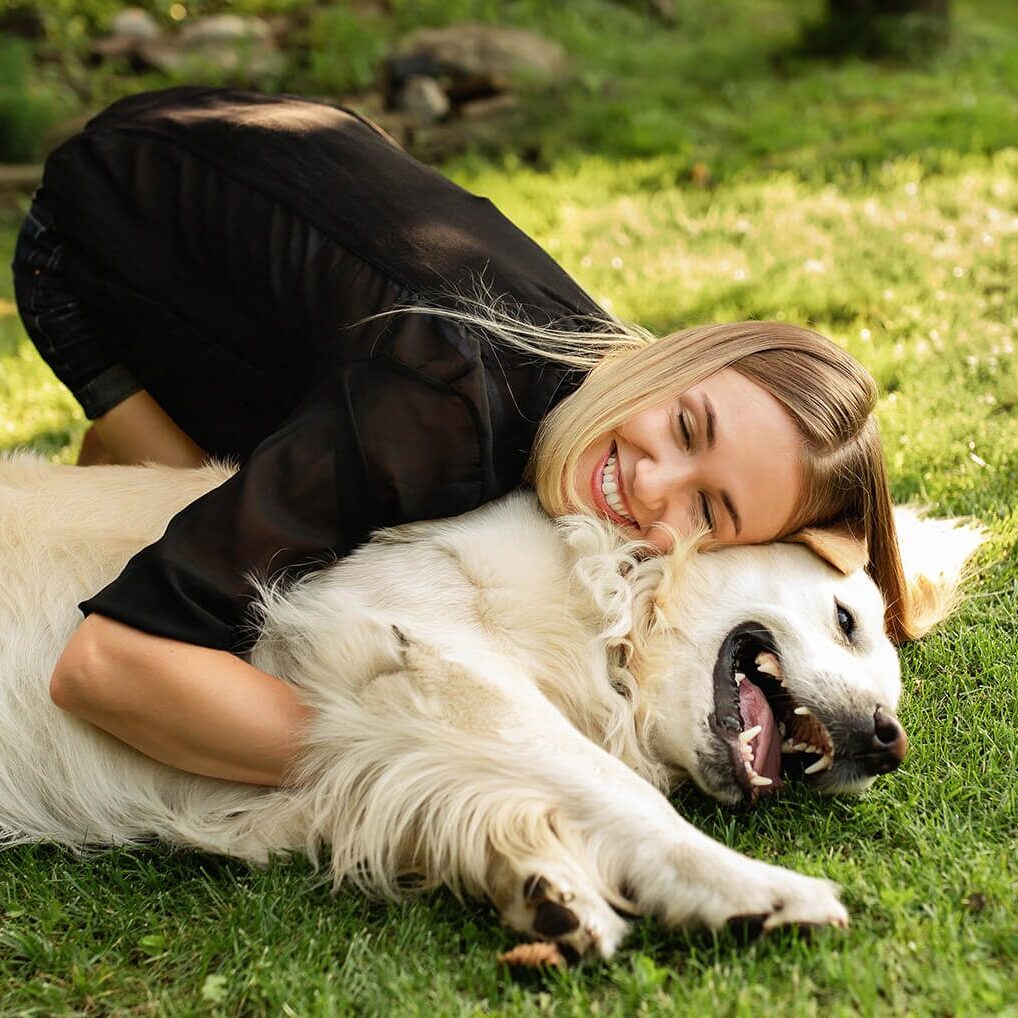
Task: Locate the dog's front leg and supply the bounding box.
[507,702,849,939]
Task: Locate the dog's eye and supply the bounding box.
[836,603,855,639]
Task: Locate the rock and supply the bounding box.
[109,7,161,41]
[140,14,285,81]
[92,7,163,62]
[385,24,567,105]
[178,13,271,47]
[650,0,677,23]
[396,75,451,124]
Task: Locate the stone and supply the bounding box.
[140,14,285,80]
[396,75,451,124]
[178,13,271,47]
[385,24,567,104]
[109,8,161,41]
[92,7,163,62]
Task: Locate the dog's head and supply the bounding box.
[641,511,982,806]
[645,543,902,804]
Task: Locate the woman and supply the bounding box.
[13,88,911,787]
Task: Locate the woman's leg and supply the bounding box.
[14,195,208,468]
[76,426,113,466]
[84,390,206,468]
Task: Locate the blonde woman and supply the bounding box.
[13,88,909,787]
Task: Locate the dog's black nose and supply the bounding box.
[861,706,908,775]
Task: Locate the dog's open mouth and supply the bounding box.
[710,622,835,803]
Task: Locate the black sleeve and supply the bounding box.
[80,358,485,653]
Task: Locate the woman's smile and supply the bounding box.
[592,444,640,529]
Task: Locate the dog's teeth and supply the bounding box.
[794,742,809,752]
[804,754,833,775]
[735,671,746,684]
[793,706,812,716]
[750,775,774,787]
[755,652,781,677]
[743,761,753,773]
[781,738,795,751]
[778,722,786,736]
[739,725,763,743]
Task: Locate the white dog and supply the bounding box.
[0,455,981,962]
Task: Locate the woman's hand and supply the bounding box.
[50,614,313,786]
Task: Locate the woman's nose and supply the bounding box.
[631,452,692,513]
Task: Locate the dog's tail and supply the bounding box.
[894,507,986,639]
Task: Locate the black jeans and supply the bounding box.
[12,189,140,420]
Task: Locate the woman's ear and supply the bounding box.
[784,520,869,575]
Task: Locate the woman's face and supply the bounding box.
[571,368,803,552]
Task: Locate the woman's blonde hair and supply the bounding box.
[528,319,912,642]
[378,299,911,642]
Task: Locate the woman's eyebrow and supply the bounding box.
[702,394,716,448]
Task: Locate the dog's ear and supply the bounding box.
[784,520,869,575]
[893,507,986,638]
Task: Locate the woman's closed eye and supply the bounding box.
[698,492,715,533]
[678,410,694,450]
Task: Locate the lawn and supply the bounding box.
[1,0,1016,1014]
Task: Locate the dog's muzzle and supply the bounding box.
[710,623,909,803]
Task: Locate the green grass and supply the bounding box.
[2,0,1017,1013]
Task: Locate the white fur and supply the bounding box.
[0,455,981,958]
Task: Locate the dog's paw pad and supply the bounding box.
[533,899,580,938]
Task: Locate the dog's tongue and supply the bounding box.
[738,679,783,785]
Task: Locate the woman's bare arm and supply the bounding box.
[50,614,313,786]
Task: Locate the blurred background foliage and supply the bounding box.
[0,0,1014,172]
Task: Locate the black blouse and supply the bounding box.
[39,88,602,653]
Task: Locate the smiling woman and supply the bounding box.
[569,368,803,550]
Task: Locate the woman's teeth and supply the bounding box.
[601,453,638,525]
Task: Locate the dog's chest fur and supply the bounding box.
[250,491,646,755]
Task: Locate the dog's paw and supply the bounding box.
[498,868,629,962]
[760,877,848,931]
[719,866,848,935]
